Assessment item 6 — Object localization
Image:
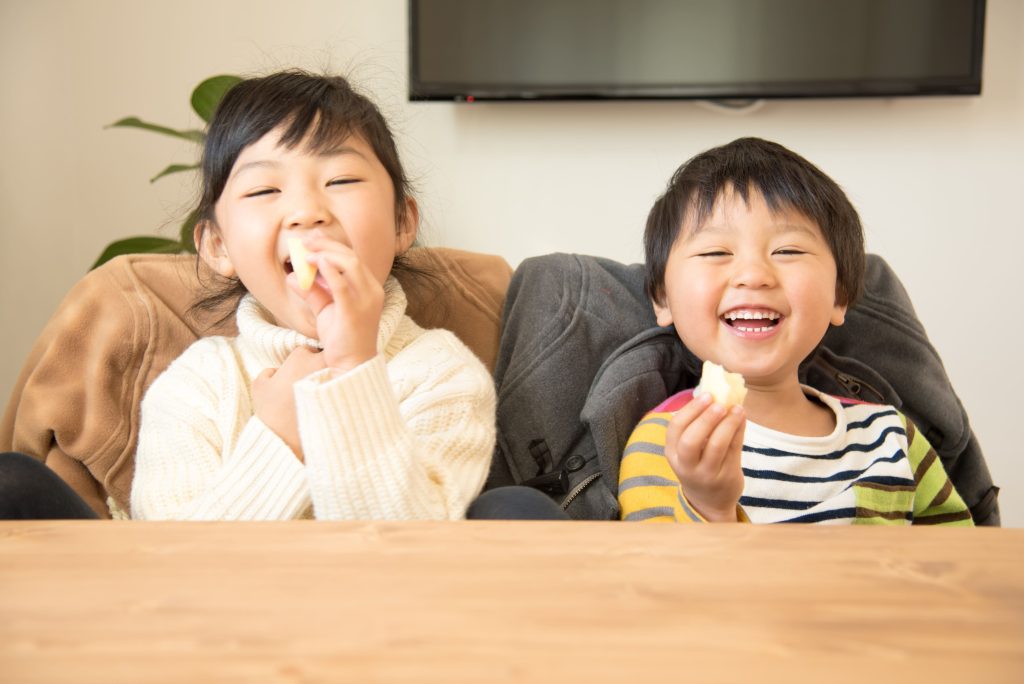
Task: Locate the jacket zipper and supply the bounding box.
[814,356,887,404]
[560,472,601,510]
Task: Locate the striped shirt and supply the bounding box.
[618,387,973,526]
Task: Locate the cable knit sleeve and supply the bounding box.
[130,338,310,520]
[294,327,496,520]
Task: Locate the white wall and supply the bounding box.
[2,0,1022,524]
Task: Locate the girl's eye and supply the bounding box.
[774,248,806,256]
[244,188,277,198]
[328,178,360,187]
[697,250,730,258]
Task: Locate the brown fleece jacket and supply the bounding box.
[1,248,511,517]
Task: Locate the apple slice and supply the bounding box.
[287,237,317,290]
[694,360,747,408]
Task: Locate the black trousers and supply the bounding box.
[465,486,571,520]
[0,452,99,519]
[0,453,567,521]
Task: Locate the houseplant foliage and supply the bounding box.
[92,74,242,269]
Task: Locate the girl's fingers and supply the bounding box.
[298,233,359,264]
[315,252,380,308]
[286,271,331,315]
[314,250,372,285]
[286,244,374,313]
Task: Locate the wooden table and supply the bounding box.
[1,522,1022,683]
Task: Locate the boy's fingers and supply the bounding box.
[665,394,709,464]
[722,415,746,475]
[666,394,712,439]
[702,406,744,477]
[672,401,728,469]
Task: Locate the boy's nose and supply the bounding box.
[730,255,776,289]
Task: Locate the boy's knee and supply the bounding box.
[466,486,571,520]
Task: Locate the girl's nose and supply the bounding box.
[286,189,331,229]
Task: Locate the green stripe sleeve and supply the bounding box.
[901,415,974,526]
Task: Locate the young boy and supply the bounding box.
[618,138,973,525]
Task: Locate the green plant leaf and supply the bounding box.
[191,75,243,123]
[150,163,200,183]
[107,117,205,143]
[179,209,200,252]
[91,236,186,270]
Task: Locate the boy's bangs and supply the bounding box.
[684,178,809,238]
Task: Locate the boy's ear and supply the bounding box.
[395,197,419,255]
[653,297,674,327]
[831,301,848,327]
[194,220,236,278]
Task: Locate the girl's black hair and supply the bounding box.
[643,137,865,308]
[190,69,429,324]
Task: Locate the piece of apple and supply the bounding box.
[287,237,317,290]
[694,360,747,408]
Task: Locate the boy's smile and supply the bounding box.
[654,185,847,395]
[722,307,781,337]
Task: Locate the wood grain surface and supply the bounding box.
[1,521,1022,683]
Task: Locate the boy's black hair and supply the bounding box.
[644,137,864,307]
[189,69,426,323]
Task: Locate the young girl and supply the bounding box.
[128,70,496,520]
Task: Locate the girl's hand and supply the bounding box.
[664,393,746,522]
[252,346,325,462]
[288,232,385,374]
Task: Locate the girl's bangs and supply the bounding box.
[279,104,357,154]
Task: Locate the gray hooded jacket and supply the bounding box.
[487,253,1000,526]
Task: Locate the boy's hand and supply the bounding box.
[288,231,384,374]
[252,346,325,462]
[664,393,746,522]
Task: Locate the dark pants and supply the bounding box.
[0,452,99,519]
[466,486,571,520]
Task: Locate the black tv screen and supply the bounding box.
[409,0,985,101]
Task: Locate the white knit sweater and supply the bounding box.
[130,278,496,520]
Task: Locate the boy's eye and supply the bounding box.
[774,248,806,256]
[697,250,730,258]
[244,187,277,198]
[328,178,360,187]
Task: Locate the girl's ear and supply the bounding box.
[194,220,236,278]
[395,197,419,255]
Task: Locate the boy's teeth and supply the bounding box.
[725,310,779,321]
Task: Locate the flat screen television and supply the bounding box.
[409,0,986,101]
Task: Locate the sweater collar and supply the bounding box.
[235,276,408,368]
